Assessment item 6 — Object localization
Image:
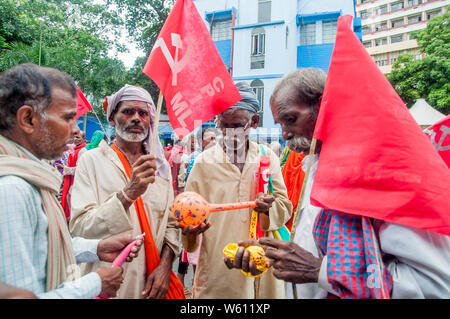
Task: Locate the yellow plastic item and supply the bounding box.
[223,243,269,278]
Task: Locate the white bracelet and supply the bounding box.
[121,189,134,203]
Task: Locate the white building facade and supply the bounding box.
[193,0,358,139]
[356,0,449,74]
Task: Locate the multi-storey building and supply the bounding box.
[193,0,358,139]
[356,0,449,74]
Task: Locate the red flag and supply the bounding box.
[75,86,92,120]
[143,0,241,138]
[424,115,450,169]
[310,15,450,236]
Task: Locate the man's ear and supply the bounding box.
[251,114,260,129]
[16,105,38,134]
[108,116,116,127]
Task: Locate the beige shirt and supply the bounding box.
[69,142,179,299]
[177,153,189,188]
[183,141,292,299]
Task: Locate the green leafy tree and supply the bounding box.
[107,0,176,112]
[108,0,174,55]
[0,0,131,121]
[388,11,450,114]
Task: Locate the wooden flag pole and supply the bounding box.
[149,91,164,155]
[89,107,108,137]
[254,277,260,299]
[288,137,317,299]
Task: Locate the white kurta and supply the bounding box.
[183,141,293,299]
[69,142,180,299]
[378,222,450,298]
[309,155,450,299]
[318,222,450,298]
[287,154,328,299]
[289,154,450,299]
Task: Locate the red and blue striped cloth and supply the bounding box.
[313,209,393,298]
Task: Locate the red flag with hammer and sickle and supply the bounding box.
[143,0,241,138]
[310,15,450,236]
[424,115,450,169]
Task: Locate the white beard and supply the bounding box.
[287,136,311,153]
[115,121,149,143]
[221,127,250,164]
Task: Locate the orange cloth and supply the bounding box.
[111,144,185,299]
[281,151,306,231]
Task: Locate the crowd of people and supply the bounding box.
[0,63,448,299]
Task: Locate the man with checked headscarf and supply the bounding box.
[70,85,185,299]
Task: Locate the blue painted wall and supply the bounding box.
[353,17,362,41]
[214,39,232,70]
[76,117,109,141]
[297,43,334,73]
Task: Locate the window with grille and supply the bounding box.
[427,9,442,20]
[251,28,265,69]
[391,2,404,11]
[211,19,232,41]
[361,10,371,19]
[300,23,316,45]
[362,26,371,34]
[391,34,403,43]
[322,20,337,43]
[391,18,404,28]
[377,5,388,15]
[251,32,265,56]
[375,38,387,46]
[375,23,387,31]
[390,56,399,64]
[408,0,422,6]
[408,15,422,23]
[258,0,271,23]
[250,79,264,127]
[375,59,388,66]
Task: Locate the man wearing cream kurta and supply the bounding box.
[182,83,292,299]
[70,85,181,299]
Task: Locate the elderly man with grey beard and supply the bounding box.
[224,69,328,299]
[69,85,185,299]
[180,82,292,299]
[226,68,450,299]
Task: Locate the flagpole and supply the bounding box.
[149,91,164,155]
[89,107,108,138]
[254,277,260,299]
[288,137,317,299]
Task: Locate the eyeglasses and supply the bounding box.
[216,119,252,130]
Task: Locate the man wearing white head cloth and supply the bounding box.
[70,85,185,299]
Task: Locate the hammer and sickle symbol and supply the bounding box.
[152,33,194,86]
[424,125,450,152]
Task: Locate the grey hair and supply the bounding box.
[0,63,76,132]
[215,108,258,129]
[271,68,326,119]
[220,107,256,119]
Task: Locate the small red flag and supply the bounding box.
[424,115,450,169]
[310,15,450,236]
[143,0,241,139]
[75,87,92,120]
